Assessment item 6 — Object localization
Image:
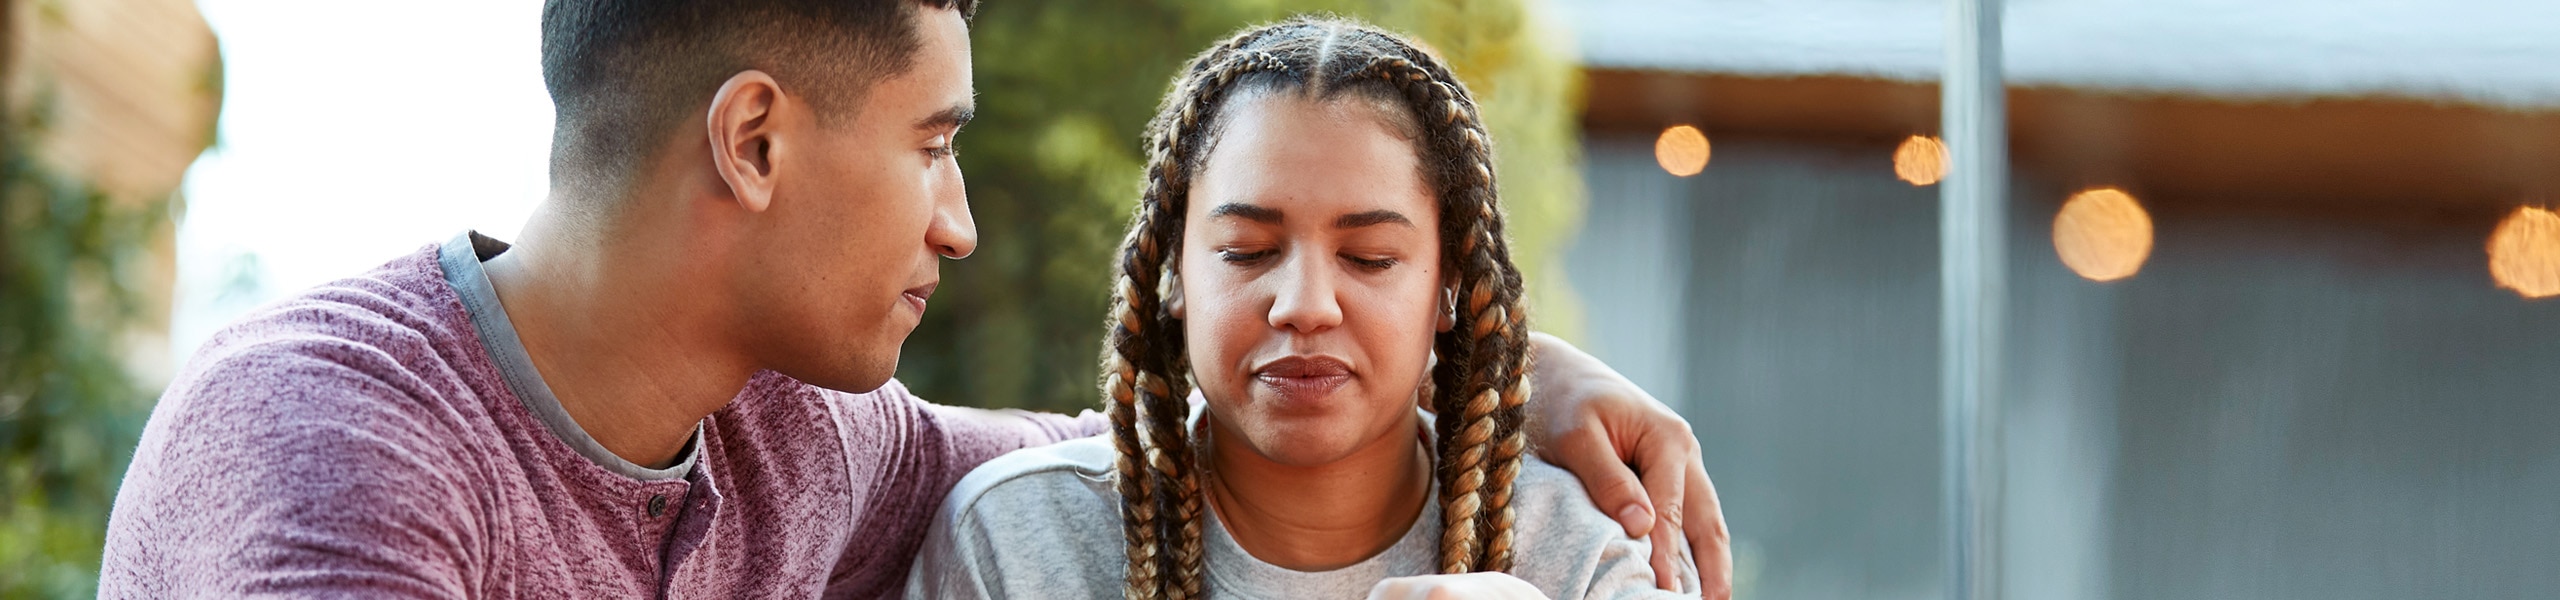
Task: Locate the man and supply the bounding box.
[100,1,1731,597]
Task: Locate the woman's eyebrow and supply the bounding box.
[1335,210,1413,229]
[1209,203,1283,224]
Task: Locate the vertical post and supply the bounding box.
[1942,0,2006,599]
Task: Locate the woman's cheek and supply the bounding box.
[1182,285,1252,396]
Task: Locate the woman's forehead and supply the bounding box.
[1188,94,1436,223]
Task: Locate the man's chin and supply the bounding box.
[783,356,900,395]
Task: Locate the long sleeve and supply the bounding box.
[101,341,481,598]
[820,378,1107,598]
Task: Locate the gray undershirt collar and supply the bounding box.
[440,231,699,481]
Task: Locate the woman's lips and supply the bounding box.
[1254,356,1353,402]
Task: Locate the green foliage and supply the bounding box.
[902,0,1588,412]
[0,107,164,597]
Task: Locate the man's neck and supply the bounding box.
[1203,414,1432,572]
[479,201,755,470]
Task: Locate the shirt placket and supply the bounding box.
[633,478,692,596]
[653,464,725,600]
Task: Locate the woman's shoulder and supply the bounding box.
[910,435,1129,599]
[1509,458,1620,539]
[1507,458,1700,599]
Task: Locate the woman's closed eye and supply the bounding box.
[1217,248,1275,265]
[1344,254,1398,271]
[1215,248,1399,272]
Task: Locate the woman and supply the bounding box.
[908,17,1694,599]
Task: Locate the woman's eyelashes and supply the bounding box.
[1217,248,1275,265]
[1345,255,1398,271]
[1213,246,1401,272]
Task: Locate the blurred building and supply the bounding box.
[6,0,221,387]
[1550,1,2560,598]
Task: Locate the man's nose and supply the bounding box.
[927,178,976,259]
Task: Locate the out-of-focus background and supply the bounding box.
[1,0,2554,597]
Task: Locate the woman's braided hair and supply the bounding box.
[1098,17,1534,599]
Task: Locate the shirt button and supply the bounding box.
[647,494,668,518]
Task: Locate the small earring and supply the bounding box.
[1439,287,1459,325]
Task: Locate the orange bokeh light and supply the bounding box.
[2053,188,2154,282]
[1654,125,1709,177]
[1893,135,1948,186]
[2488,206,2560,299]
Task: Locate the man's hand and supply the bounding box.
[1525,332,1733,599]
[1370,573,1548,600]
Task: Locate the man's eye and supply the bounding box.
[924,135,958,161]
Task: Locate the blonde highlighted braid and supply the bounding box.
[1099,17,1535,598]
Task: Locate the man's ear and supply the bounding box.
[706,70,787,213]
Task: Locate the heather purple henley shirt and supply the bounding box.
[100,232,1103,598]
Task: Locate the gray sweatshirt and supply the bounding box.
[904,413,1698,600]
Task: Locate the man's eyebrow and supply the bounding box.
[1208,203,1282,224]
[1335,210,1413,229]
[915,103,975,132]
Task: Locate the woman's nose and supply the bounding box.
[1267,252,1344,334]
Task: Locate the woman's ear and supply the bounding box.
[1435,284,1457,332]
[1167,274,1187,320]
[706,70,787,213]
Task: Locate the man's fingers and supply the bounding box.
[1637,443,1687,591]
[1548,423,1655,537]
[1648,513,1683,591]
[1686,456,1735,600]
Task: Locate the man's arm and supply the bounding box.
[1525,332,1734,599]
[101,349,475,598]
[914,402,1107,472]
[822,379,1102,598]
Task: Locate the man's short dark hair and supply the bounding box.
[540,0,977,187]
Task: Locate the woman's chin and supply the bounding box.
[1230,416,1411,468]
[1228,426,1347,465]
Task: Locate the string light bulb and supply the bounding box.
[1654,125,1709,177]
[2053,188,2154,282]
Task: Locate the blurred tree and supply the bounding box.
[903,0,1588,412]
[0,102,165,598]
[2,0,219,595]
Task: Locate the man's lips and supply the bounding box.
[901,281,938,315]
[1253,355,1353,400]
